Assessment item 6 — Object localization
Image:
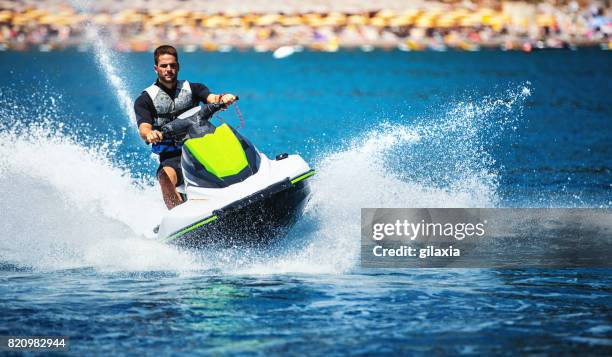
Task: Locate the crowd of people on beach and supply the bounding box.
[0,0,610,52]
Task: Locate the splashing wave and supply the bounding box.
[0,84,531,274]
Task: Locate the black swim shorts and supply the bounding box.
[157,151,184,187]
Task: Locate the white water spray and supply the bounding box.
[0,80,531,274]
[0,122,200,272]
[230,85,532,275]
[71,1,135,125]
[0,88,202,272]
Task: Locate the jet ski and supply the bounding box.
[154,100,314,248]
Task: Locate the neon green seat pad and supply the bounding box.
[184,124,248,178]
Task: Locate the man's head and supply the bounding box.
[154,45,179,87]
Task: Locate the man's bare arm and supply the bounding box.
[138,123,163,143]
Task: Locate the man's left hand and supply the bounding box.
[219,93,237,106]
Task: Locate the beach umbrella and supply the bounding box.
[453,9,470,17]
[227,17,243,27]
[241,14,259,26]
[11,14,30,26]
[23,9,46,20]
[536,14,556,27]
[415,13,438,29]
[0,11,12,23]
[436,16,457,28]
[389,15,415,27]
[321,13,347,26]
[37,15,57,25]
[487,16,507,31]
[171,16,190,27]
[170,10,190,18]
[401,9,422,17]
[459,14,480,27]
[55,16,77,27]
[255,14,280,26]
[347,14,368,25]
[115,10,144,25]
[370,16,388,27]
[301,13,322,25]
[415,19,434,28]
[204,15,228,28]
[279,15,303,26]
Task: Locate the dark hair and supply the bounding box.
[154,45,178,65]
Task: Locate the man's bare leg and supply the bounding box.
[158,166,183,209]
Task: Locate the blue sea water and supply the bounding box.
[0,48,610,355]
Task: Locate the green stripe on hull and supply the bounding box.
[165,169,314,243]
[165,215,218,243]
[291,170,315,184]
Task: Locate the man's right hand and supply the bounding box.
[146,130,163,144]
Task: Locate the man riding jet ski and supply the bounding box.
[154,100,314,248]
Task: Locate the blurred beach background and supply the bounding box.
[0,0,610,52]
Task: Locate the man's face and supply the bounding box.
[154,54,179,85]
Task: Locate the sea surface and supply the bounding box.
[0,48,610,355]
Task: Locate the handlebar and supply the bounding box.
[199,95,239,121]
[160,96,239,141]
[201,95,239,116]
